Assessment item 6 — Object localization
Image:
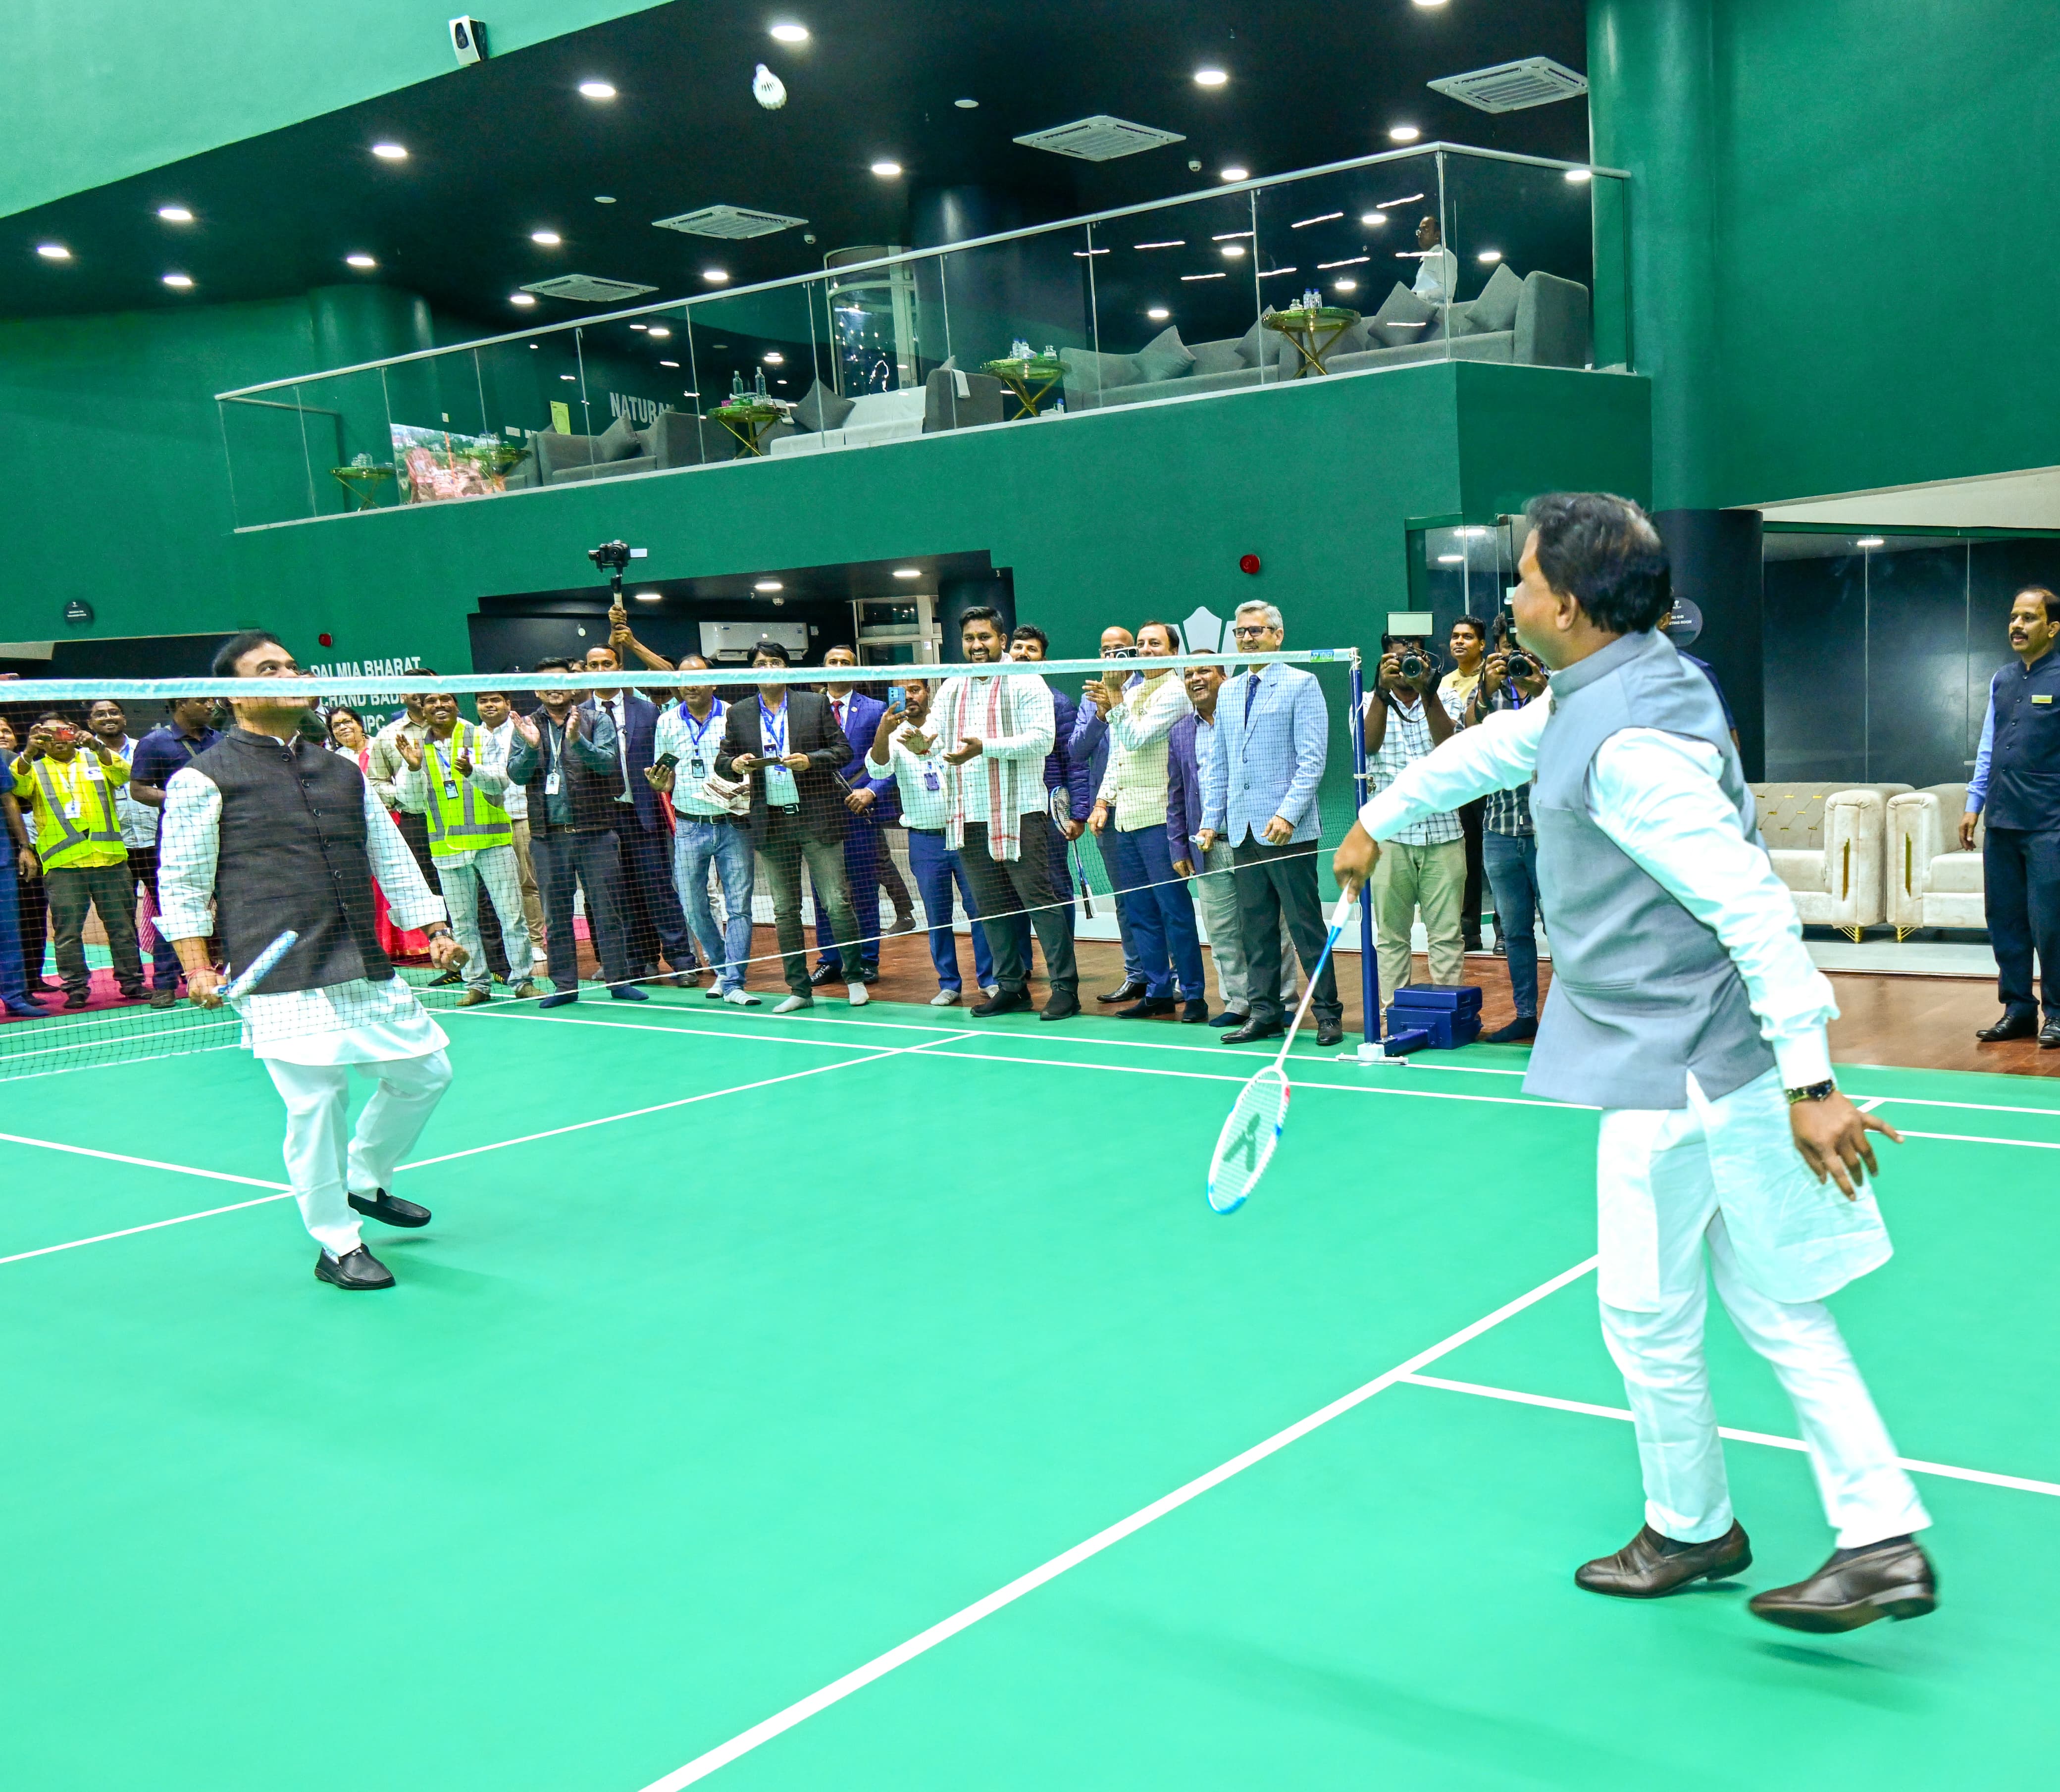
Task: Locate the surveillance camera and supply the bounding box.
[1188,157,1202,172]
[772,596,786,607]
[448,16,487,65]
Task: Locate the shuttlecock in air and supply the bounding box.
[753,63,787,109]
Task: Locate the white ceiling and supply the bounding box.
[1750,464,2060,530]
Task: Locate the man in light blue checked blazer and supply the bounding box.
[1197,601,1345,1047]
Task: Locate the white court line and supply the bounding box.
[1856,1096,1887,1112]
[1863,1092,2060,1119]
[1400,1373,2060,1497]
[0,1192,293,1266]
[0,1131,287,1191]
[1897,1127,2060,1151]
[633,1255,1599,1792]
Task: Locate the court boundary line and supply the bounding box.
[1400,1373,2060,1497]
[631,1256,1600,1792]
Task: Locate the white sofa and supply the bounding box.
[767,387,930,458]
[1750,782,1912,937]
[1887,782,1985,936]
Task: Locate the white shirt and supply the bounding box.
[395,724,515,869]
[1413,244,1460,306]
[596,694,636,803]
[1363,694,1464,846]
[480,717,528,821]
[107,735,155,848]
[1096,668,1192,830]
[652,699,731,817]
[1358,695,1836,1089]
[866,728,951,830]
[927,673,1055,828]
[157,762,450,1066]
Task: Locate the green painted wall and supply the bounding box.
[1,0,667,219]
[1591,0,2060,510]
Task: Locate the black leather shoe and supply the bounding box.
[1976,1011,2038,1042]
[1315,1018,1345,1047]
[536,989,578,1009]
[1483,1016,1538,1043]
[1039,991,1081,1022]
[1222,1019,1284,1045]
[2042,1023,2060,1049]
[1180,998,1211,1023]
[859,966,880,984]
[1208,1009,1247,1028]
[315,1245,395,1290]
[1097,979,1146,1004]
[348,1188,431,1229]
[1748,1536,1937,1633]
[1116,996,1177,1019]
[809,962,840,987]
[1575,1522,1752,1598]
[973,988,1032,1017]
[63,990,89,1008]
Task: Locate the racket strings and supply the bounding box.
[1207,1067,1290,1214]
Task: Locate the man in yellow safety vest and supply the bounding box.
[11,711,147,1006]
[395,692,537,1005]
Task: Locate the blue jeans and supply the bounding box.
[908,827,994,991]
[673,816,757,991]
[1112,823,1205,1000]
[0,843,27,1005]
[1483,829,1541,1018]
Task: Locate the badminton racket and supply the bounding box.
[1206,889,1355,1215]
[1050,785,1094,917]
[223,929,299,1002]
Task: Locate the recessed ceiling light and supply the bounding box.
[1476,249,1502,263]
[770,22,810,42]
[630,321,648,330]
[702,267,729,283]
[560,373,576,381]
[1438,553,1465,564]
[659,359,679,367]
[634,590,663,602]
[157,205,194,224]
[1564,167,1593,184]
[682,389,699,397]
[1360,211,1388,226]
[647,325,670,338]
[755,579,783,592]
[345,253,377,269]
[1856,536,1886,549]
[1220,242,1246,258]
[529,342,540,349]
[1333,278,1358,292]
[371,142,407,160]
[511,293,538,306]
[595,194,618,204]
[1146,306,1170,320]
[1412,0,1449,8]
[161,272,194,288]
[1389,125,1421,143]
[1221,165,1249,181]
[892,567,921,579]
[35,243,70,260]
[578,81,618,100]
[531,230,562,246]
[871,160,903,178]
[954,97,978,109]
[1194,68,1229,87]
[763,350,784,363]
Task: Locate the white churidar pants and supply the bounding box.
[263,1050,454,1255]
[1596,1071,1929,1550]
[436,844,534,990]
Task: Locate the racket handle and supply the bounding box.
[223,929,299,1002]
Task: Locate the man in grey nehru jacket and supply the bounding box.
[1335,493,1937,1636]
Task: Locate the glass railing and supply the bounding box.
[217,144,1628,528]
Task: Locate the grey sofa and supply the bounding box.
[529,408,782,484]
[1062,265,1591,411]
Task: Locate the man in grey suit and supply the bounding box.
[1197,601,1344,1047]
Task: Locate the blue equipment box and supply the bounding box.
[1385,1005,1481,1050]
[1389,983,1483,1015]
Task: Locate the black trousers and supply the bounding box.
[1232,838,1341,1027]
[758,809,860,997]
[529,825,630,991]
[958,812,1078,996]
[1457,797,1488,946]
[1984,825,2060,1022]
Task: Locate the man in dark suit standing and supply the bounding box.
[717,642,868,1013]
[584,641,698,987]
[810,645,895,986]
[1006,624,1092,965]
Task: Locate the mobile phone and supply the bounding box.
[887,685,907,708]
[654,751,679,770]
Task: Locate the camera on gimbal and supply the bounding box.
[588,540,633,578]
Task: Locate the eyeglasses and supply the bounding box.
[1230,624,1273,640]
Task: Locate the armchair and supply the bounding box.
[1750,782,1912,938]
[1887,783,1986,937]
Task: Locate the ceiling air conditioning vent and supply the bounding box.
[520,274,661,304]
[1014,115,1185,162]
[1428,56,1589,113]
[652,205,808,240]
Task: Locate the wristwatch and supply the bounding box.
[1784,1078,1838,1106]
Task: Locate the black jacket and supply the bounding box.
[717,689,851,845]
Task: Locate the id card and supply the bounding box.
[544,771,562,796]
[921,766,941,792]
[63,797,84,820]
[688,754,707,779]
[764,764,800,805]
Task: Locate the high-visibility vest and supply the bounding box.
[421,722,513,858]
[20,753,129,870]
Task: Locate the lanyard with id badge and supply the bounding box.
[543,720,566,797]
[678,700,724,784]
[758,699,800,805]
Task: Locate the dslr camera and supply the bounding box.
[1396,644,1433,683]
[588,540,633,577]
[1504,648,1539,680]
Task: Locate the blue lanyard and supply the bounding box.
[678,700,723,750]
[758,697,787,756]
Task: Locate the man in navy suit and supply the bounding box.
[584,642,698,986]
[811,646,895,984]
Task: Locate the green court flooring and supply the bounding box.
[0,995,2053,1790]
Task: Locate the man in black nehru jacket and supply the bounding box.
[157,631,468,1291]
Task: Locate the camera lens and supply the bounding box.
[1400,652,1427,680]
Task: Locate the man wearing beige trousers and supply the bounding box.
[1362,636,1467,997]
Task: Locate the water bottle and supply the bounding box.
[754,368,768,400]
[730,371,744,401]
[1042,344,1056,359]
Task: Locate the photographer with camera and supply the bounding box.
[1465,614,1552,1041]
[1360,634,1465,1001]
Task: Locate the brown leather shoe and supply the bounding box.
[1748,1537,1937,1633]
[1575,1522,1752,1598]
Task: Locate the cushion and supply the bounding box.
[1442,301,1481,339]
[1927,854,1984,894]
[1234,316,1294,369]
[1188,338,1244,377]
[1468,262,1524,333]
[793,379,857,434]
[596,411,642,462]
[1060,345,1139,397]
[1131,325,1196,385]
[1368,282,1437,348]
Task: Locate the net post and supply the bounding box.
[1347,652,1384,1060]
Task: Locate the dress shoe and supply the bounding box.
[149,985,180,1009]
[809,962,840,988]
[1976,1010,2038,1042]
[428,969,463,988]
[457,988,491,1006]
[1097,979,1147,1004]
[1208,1009,1248,1029]
[610,984,650,1002]
[974,988,1032,1017]
[859,966,880,984]
[315,1245,395,1290]
[4,998,47,1019]
[772,994,813,1014]
[1039,990,1081,1022]
[348,1188,431,1228]
[1315,1018,1345,1047]
[63,990,89,1009]
[536,989,578,1009]
[1483,1016,1538,1043]
[722,987,762,1007]
[1575,1521,1752,1598]
[2043,1023,2060,1049]
[930,988,962,1006]
[1180,998,1211,1023]
[118,985,147,1002]
[1222,1019,1284,1045]
[887,912,917,936]
[1116,996,1177,1019]
[1748,1536,1937,1633]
